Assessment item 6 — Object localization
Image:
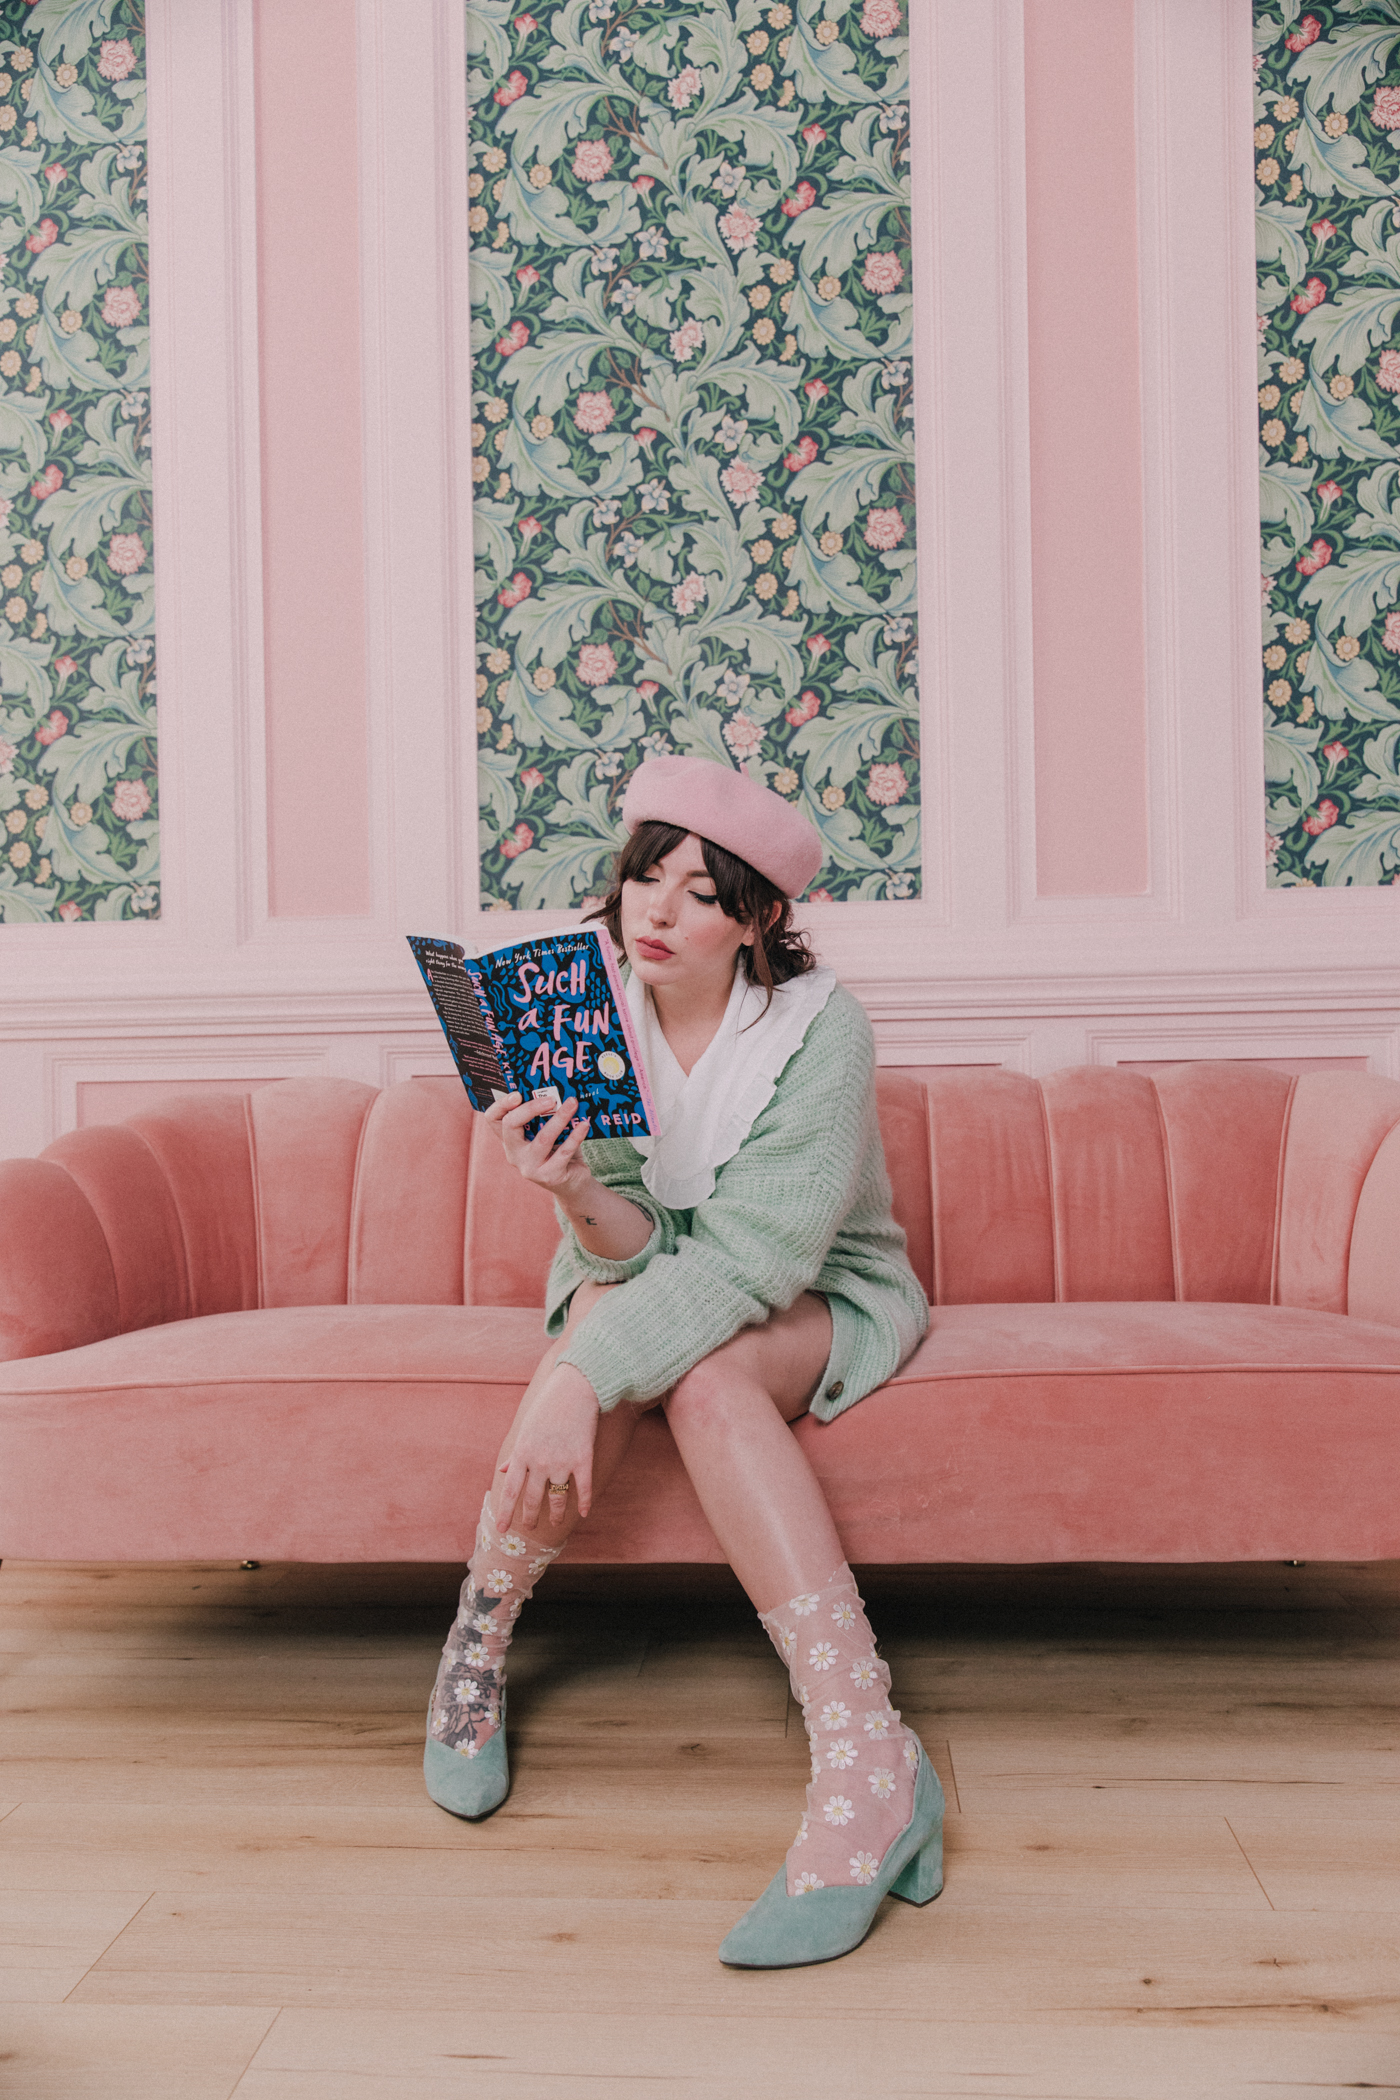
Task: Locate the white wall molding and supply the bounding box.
[1088,1023,1399,1078]
[381,1045,458,1087]
[50,1050,330,1135]
[8,955,1400,1044]
[9,959,1400,1153]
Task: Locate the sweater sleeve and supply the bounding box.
[557,989,874,1410]
[543,1138,679,1328]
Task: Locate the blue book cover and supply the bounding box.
[407,926,656,1139]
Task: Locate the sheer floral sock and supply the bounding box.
[427,1494,563,1759]
[759,1566,921,1896]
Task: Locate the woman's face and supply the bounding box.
[619,832,753,998]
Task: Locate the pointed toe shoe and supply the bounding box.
[719,1743,944,1969]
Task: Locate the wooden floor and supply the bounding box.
[1,1557,1398,2099]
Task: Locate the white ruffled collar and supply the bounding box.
[626,961,836,1210]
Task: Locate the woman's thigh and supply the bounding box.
[668,1291,833,1424]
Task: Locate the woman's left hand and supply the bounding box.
[494,1361,602,1533]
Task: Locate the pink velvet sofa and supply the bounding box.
[3,1062,1400,1566]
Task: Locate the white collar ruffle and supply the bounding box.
[626,961,836,1210]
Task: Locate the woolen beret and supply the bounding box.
[622,756,824,898]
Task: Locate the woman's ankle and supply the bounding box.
[758,1567,919,1894]
[427,1496,566,1756]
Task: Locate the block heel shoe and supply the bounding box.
[423,1695,510,1821]
[718,1744,944,1969]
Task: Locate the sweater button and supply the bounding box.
[825,1380,844,1399]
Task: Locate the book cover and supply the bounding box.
[407,926,656,1139]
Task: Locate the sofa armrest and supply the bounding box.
[0,1158,120,1361]
[1348,1119,1400,1327]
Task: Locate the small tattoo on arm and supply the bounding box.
[583,1214,597,1226]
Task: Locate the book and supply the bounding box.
[407,925,656,1139]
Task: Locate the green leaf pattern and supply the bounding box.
[469,0,917,910]
[0,0,153,926]
[1256,2,1400,885]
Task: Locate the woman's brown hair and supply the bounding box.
[584,820,815,1010]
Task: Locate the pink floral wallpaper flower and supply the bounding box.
[1257,4,1400,885]
[0,1,154,926]
[468,0,917,908]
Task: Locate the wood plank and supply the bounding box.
[65,1892,1397,2024]
[0,1802,807,1905]
[0,1642,655,1717]
[889,1637,1400,1701]
[946,1714,1400,1791]
[942,1810,1269,1911]
[229,2008,1400,2097]
[0,2005,276,2099]
[0,1727,854,1813]
[1228,1812,1400,1915]
[0,1889,153,2005]
[940,1775,1400,1822]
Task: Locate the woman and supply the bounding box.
[424,755,941,1968]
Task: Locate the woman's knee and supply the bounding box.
[664,1337,765,1426]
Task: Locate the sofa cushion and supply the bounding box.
[249,1079,379,1308]
[3,1300,1399,1567]
[820,1301,1400,1563]
[1277,1071,1400,1314]
[348,1080,477,1306]
[922,1069,1053,1305]
[0,1306,552,1563]
[1144,1061,1293,1305]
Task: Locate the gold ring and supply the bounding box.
[546,1478,571,1496]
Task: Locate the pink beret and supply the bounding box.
[622,756,823,898]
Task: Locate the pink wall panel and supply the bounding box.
[254,0,372,918]
[1122,1059,1369,1078]
[76,1080,285,1128]
[1024,0,1150,898]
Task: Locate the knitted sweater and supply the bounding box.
[547,982,928,1422]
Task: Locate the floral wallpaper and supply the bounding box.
[1256,2,1400,886]
[467,0,917,910]
[0,0,152,926]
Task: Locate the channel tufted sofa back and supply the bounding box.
[6,1062,1400,1368]
[880,1062,1400,1321]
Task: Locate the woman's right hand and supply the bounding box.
[484,1092,595,1201]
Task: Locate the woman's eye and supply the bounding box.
[690,892,719,907]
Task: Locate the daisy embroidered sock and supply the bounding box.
[427,1494,563,1761]
[759,1566,921,1896]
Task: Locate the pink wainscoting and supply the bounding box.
[75,1080,284,1128]
[1121,1058,1371,1078]
[254,0,372,919]
[1023,0,1150,899]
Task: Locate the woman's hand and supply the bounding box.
[483,1093,653,1262]
[484,1092,594,1201]
[494,1361,601,1532]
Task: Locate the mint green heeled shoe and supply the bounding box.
[423,1695,510,1820]
[718,1744,944,1969]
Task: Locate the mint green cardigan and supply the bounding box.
[547,982,928,1422]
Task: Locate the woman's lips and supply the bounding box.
[636,938,673,958]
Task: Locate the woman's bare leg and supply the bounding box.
[661,1292,841,1613]
[428,1281,640,1761]
[493,1281,644,1541]
[663,1298,929,1904]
